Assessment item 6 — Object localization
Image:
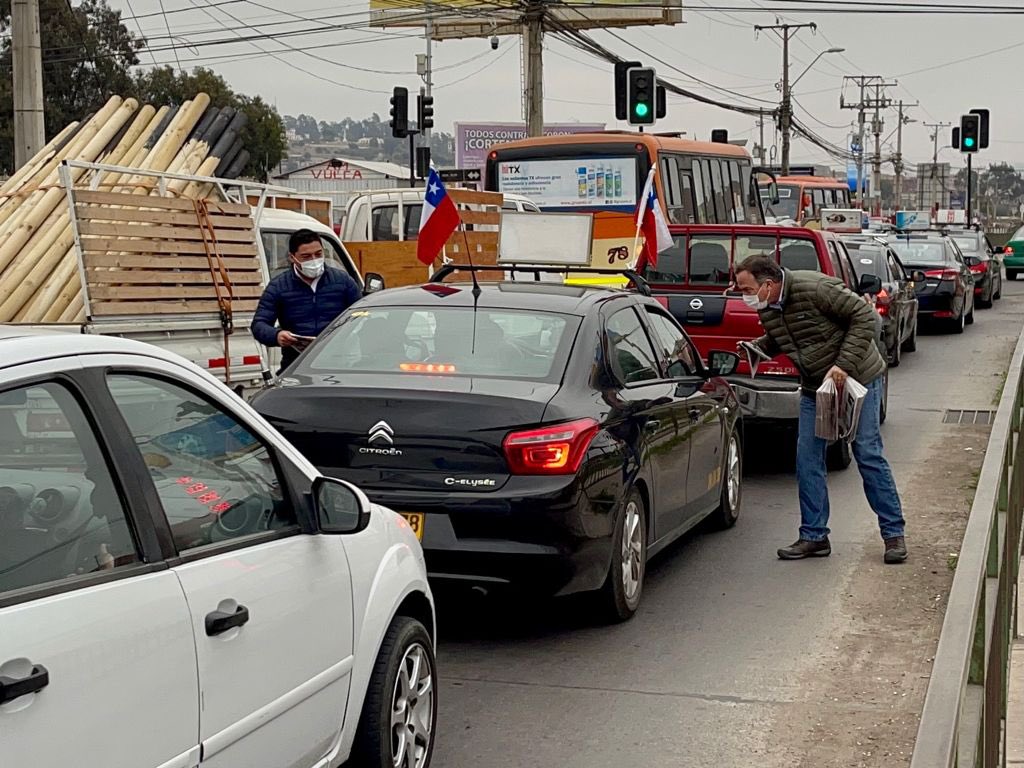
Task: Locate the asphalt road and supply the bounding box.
[431,278,1024,767]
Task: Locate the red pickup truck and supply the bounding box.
[637,224,886,470]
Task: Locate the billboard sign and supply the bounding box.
[495,157,638,211]
[455,122,606,174]
[370,0,682,39]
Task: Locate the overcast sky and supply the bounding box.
[111,0,1024,173]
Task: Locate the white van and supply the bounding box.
[341,188,540,242]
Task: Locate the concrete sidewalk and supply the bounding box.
[1012,573,1024,766]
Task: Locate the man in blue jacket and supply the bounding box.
[251,229,362,371]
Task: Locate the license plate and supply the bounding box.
[400,512,424,541]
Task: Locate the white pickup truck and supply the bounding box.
[10,160,380,397]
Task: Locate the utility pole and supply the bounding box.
[421,3,433,148]
[523,1,544,137]
[892,100,917,212]
[12,0,45,168]
[754,21,816,176]
[923,121,951,210]
[840,75,893,211]
[757,109,767,164]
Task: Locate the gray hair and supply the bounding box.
[736,255,783,284]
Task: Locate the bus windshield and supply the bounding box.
[493,155,639,212]
[761,184,801,220]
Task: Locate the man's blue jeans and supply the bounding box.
[796,376,905,542]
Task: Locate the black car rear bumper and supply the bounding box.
[364,475,621,596]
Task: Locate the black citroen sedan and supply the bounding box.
[252,278,743,621]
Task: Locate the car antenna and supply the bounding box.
[457,221,482,353]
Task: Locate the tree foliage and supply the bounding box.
[0,0,142,173]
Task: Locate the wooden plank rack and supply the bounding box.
[71,189,264,318]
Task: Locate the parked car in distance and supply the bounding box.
[635,224,886,469]
[0,329,436,768]
[1002,224,1024,280]
[948,228,1002,308]
[840,235,921,367]
[252,275,744,622]
[888,233,975,333]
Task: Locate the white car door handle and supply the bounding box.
[205,604,250,636]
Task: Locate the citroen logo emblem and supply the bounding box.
[368,420,394,444]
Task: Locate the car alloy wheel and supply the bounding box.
[353,617,437,768]
[391,643,434,768]
[726,435,741,512]
[599,486,647,622]
[621,498,644,604]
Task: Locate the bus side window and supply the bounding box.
[678,173,697,224]
[742,164,762,224]
[660,156,683,224]
[708,159,726,222]
[812,189,826,215]
[728,161,744,223]
[692,160,709,223]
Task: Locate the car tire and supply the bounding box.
[966,303,975,325]
[708,430,742,530]
[888,336,901,367]
[351,617,437,768]
[994,277,1002,300]
[598,486,647,623]
[901,318,918,353]
[826,439,852,471]
[951,308,966,334]
[978,282,994,308]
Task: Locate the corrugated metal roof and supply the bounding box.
[275,157,409,180]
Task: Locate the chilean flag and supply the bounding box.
[636,166,673,268]
[417,168,462,266]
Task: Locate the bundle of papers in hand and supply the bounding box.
[738,341,773,379]
[815,375,869,441]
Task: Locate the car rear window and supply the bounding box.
[889,240,946,264]
[644,233,821,286]
[845,243,887,279]
[301,306,579,382]
[952,236,983,254]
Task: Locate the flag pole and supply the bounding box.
[632,167,655,268]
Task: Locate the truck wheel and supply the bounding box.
[826,439,852,471]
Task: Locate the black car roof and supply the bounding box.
[355,281,646,316]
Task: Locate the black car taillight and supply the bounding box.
[503,418,600,475]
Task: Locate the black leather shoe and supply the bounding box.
[884,536,908,564]
[777,538,831,560]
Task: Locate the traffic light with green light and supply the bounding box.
[627,67,657,127]
[960,113,980,153]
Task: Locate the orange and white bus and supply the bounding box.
[760,174,853,224]
[484,132,766,277]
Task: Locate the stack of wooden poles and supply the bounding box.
[0,92,251,324]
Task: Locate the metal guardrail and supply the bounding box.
[910,328,1024,767]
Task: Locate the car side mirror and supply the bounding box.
[909,270,927,283]
[707,350,740,377]
[311,477,371,534]
[364,272,385,294]
[965,256,981,267]
[857,273,883,295]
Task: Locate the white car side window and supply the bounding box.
[106,374,297,553]
[0,382,138,594]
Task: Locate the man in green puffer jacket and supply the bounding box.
[734,255,908,564]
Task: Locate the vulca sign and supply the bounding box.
[455,121,605,173]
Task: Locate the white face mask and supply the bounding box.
[297,257,325,279]
[742,281,771,310]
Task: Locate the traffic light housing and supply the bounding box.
[389,86,408,139]
[614,60,642,121]
[970,108,990,149]
[959,113,980,153]
[627,66,656,127]
[418,93,434,131]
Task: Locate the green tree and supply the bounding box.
[0,0,143,172]
[133,66,287,181]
